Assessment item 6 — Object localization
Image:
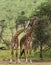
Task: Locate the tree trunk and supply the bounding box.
[40,42,43,59]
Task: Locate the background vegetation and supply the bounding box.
[0,0,51,60]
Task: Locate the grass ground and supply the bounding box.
[0,49,51,60]
[0,60,51,65]
[0,50,51,65]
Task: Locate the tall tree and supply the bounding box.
[32,0,51,59]
[0,20,5,42]
[15,11,28,30]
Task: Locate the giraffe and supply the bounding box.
[20,16,38,63]
[9,21,30,63]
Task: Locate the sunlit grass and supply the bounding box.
[0,49,51,60]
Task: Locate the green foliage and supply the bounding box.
[0,50,51,60]
[0,0,51,59]
[34,16,49,43]
[32,0,51,59]
[16,13,28,25]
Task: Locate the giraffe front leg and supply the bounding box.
[15,43,21,64]
[29,41,32,63]
[9,43,14,63]
[24,44,28,63]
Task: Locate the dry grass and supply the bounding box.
[0,60,51,65]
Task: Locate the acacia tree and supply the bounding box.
[32,0,51,59]
[34,16,49,58]
[15,11,28,31]
[0,20,5,41]
[0,20,7,49]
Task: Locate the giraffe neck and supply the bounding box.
[15,28,24,37]
[27,24,34,37]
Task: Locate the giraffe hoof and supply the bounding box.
[9,59,13,64]
[26,61,28,64]
[30,60,32,64]
[15,61,21,64]
[16,61,21,64]
[15,61,18,64]
[18,61,21,64]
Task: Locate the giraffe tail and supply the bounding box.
[20,49,25,56]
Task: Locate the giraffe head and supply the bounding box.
[29,16,38,27]
[25,16,38,29]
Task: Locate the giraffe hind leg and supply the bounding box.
[9,43,14,63]
[24,44,28,63]
[15,43,21,64]
[29,41,32,63]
